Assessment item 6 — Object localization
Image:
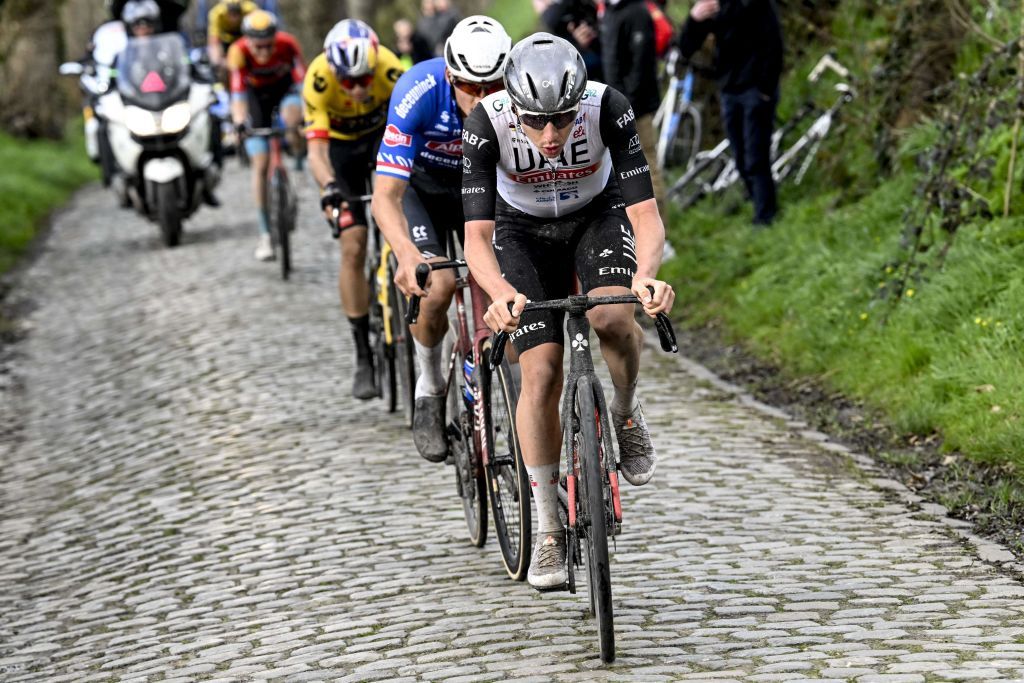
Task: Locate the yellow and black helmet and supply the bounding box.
[242,10,278,40]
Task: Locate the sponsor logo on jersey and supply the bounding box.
[313,74,328,93]
[462,186,486,194]
[615,107,636,129]
[395,73,437,119]
[599,266,634,277]
[599,248,613,258]
[383,124,412,148]
[621,224,638,265]
[627,133,642,155]
[386,67,402,83]
[512,141,591,173]
[510,321,546,341]
[425,138,462,155]
[559,190,580,201]
[572,125,585,139]
[510,163,600,184]
[619,164,649,181]
[462,130,489,149]
[412,225,429,242]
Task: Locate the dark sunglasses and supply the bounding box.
[340,73,374,89]
[250,41,275,52]
[451,77,503,98]
[516,107,578,131]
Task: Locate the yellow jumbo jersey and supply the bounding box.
[207,0,258,45]
[302,47,404,142]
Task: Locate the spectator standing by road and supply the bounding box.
[678,0,784,226]
[394,18,433,68]
[534,0,603,81]
[601,0,666,217]
[417,0,462,57]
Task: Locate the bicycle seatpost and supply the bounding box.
[405,263,431,325]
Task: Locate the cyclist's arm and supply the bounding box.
[302,65,333,188]
[462,104,525,330]
[226,42,248,126]
[601,87,673,314]
[371,175,430,297]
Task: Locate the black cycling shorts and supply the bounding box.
[495,186,637,353]
[246,77,298,129]
[328,133,381,226]
[403,168,465,259]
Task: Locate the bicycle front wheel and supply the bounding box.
[449,348,487,547]
[668,106,701,169]
[270,168,291,280]
[482,343,530,581]
[367,258,396,410]
[388,253,417,428]
[574,375,615,663]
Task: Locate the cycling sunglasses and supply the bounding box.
[451,77,504,98]
[250,40,275,53]
[515,107,578,131]
[340,73,374,89]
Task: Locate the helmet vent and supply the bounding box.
[525,73,539,99]
[559,72,569,99]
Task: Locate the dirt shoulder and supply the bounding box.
[677,320,1024,560]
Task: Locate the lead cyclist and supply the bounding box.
[462,34,675,590]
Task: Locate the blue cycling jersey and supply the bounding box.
[375,58,463,182]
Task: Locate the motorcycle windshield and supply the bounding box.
[117,34,191,110]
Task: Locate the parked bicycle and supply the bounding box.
[408,259,532,581]
[653,47,702,172]
[489,292,678,663]
[247,126,297,280]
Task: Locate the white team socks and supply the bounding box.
[414,338,445,398]
[526,463,562,534]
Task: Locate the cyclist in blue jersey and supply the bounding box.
[371,16,512,462]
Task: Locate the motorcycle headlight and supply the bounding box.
[161,102,192,134]
[124,106,159,137]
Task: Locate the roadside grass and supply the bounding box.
[0,124,97,277]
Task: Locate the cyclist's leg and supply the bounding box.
[246,88,274,259]
[575,200,656,486]
[328,137,377,398]
[495,220,572,589]
[278,85,305,163]
[721,91,754,200]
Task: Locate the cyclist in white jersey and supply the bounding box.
[462,33,675,590]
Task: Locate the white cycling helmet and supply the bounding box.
[444,15,511,83]
[324,19,379,79]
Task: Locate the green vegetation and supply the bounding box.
[488,0,539,41]
[662,3,1024,474]
[0,123,97,276]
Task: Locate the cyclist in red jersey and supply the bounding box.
[228,10,306,260]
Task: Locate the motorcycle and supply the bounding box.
[98,33,221,247]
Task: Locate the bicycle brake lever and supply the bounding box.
[489,331,509,370]
[329,208,340,239]
[654,312,678,353]
[405,263,431,325]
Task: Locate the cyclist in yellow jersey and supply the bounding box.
[304,19,404,399]
[207,0,258,70]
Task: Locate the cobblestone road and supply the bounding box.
[2,167,1024,682]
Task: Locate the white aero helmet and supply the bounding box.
[444,15,512,83]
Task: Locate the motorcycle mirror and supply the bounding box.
[60,62,85,76]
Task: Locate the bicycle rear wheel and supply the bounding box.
[449,347,487,547]
[574,375,615,663]
[482,343,530,581]
[388,253,417,428]
[269,168,291,280]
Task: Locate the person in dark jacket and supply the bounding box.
[601,0,666,216]
[678,0,784,225]
[535,0,603,82]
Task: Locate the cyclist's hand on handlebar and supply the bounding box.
[320,182,344,221]
[632,277,675,317]
[395,252,430,298]
[484,291,528,334]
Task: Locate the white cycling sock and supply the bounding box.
[610,377,639,416]
[414,338,445,398]
[526,463,562,535]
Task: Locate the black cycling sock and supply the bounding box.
[349,315,372,362]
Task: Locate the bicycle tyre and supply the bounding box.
[668,106,701,170]
[574,375,615,663]
[482,342,530,581]
[449,346,487,547]
[388,252,417,428]
[669,156,725,210]
[367,257,396,411]
[270,168,291,280]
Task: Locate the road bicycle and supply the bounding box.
[653,47,702,171]
[407,260,531,581]
[247,126,297,280]
[489,293,678,663]
[771,55,855,185]
[324,186,418,426]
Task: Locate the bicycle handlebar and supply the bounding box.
[404,260,468,325]
[325,194,375,239]
[487,291,678,370]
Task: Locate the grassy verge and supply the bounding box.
[487,0,539,41]
[0,123,97,277]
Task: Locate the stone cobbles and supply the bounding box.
[1,168,1024,680]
